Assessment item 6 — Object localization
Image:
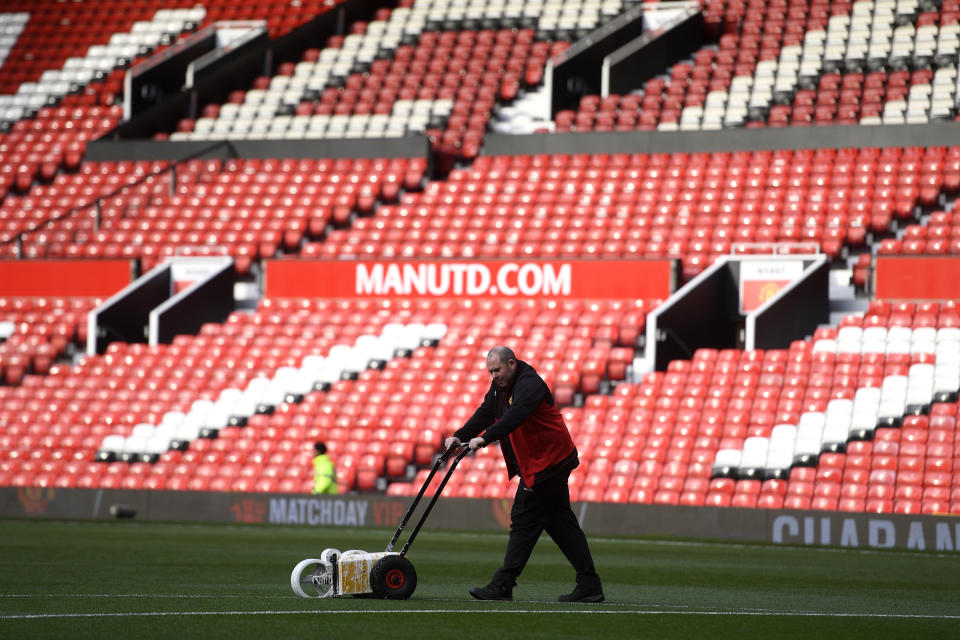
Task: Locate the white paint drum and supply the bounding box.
[290,548,339,598]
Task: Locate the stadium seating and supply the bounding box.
[0,0,347,213]
[0,296,95,385]
[0,296,653,493]
[577,309,956,513]
[173,20,567,158]
[557,0,960,131]
[394,298,960,516]
[0,156,427,275]
[8,143,954,281]
[0,7,201,203]
[3,0,960,523]
[311,146,954,279]
[0,0,337,98]
[167,0,643,149]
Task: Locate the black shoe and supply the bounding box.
[557,586,604,603]
[469,583,513,601]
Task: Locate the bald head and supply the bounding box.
[486,346,519,389]
[487,346,516,364]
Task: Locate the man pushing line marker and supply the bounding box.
[446,346,604,603]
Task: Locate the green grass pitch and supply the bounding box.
[1,518,959,639]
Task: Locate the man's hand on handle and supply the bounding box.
[444,436,486,451]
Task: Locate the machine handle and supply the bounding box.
[398,445,471,557]
[385,442,467,553]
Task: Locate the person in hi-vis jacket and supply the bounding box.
[311,442,338,495]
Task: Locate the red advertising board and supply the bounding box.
[0,260,132,297]
[874,256,960,300]
[266,259,675,300]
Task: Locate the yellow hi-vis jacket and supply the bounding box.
[312,453,338,494]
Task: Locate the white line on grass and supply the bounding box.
[3,609,960,621]
[0,594,680,606]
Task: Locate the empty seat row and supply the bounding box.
[0,294,647,493]
[0,156,425,273]
[0,296,96,385]
[173,16,567,156]
[548,0,960,133]
[395,307,960,512]
[5,145,954,282]
[318,146,956,278]
[0,8,204,127]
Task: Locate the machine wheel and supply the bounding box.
[370,555,417,600]
[291,558,335,598]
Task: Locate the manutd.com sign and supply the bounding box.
[357,262,570,296]
[266,259,675,300]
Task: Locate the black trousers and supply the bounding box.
[490,470,602,591]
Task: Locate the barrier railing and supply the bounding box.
[1,139,237,259]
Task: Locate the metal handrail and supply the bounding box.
[1,139,238,258]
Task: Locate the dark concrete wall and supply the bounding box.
[484,122,960,156]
